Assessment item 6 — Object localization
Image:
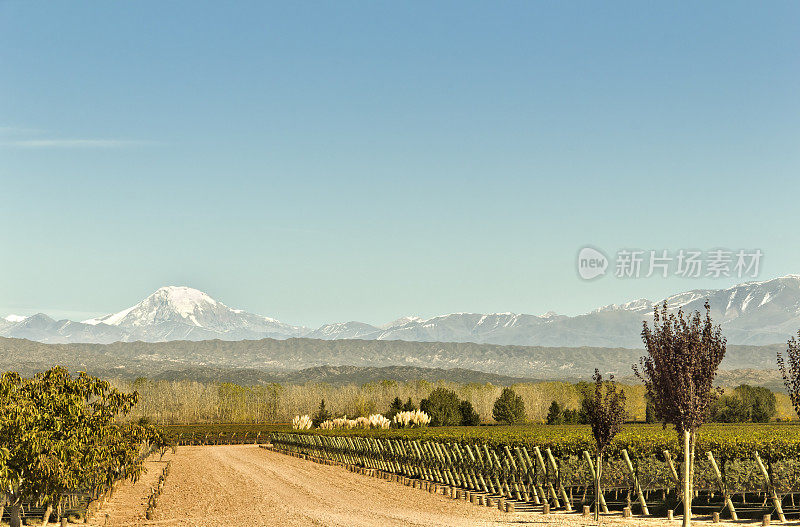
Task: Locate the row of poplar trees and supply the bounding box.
[591,301,800,527]
[0,367,170,527]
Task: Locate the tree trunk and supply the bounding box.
[9,503,22,527]
[595,452,602,521]
[689,430,696,499]
[683,430,692,527]
[40,503,53,526]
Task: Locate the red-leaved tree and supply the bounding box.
[777,330,800,417]
[587,369,626,521]
[634,301,726,527]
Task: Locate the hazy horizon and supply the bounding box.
[3,274,799,329]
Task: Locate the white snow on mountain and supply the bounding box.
[594,298,654,313]
[83,306,136,326]
[84,286,220,327]
[4,275,800,346]
[344,275,800,346]
[305,321,381,340]
[380,316,423,329]
[77,286,307,341]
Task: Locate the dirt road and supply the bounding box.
[101,445,701,527]
[145,445,515,527]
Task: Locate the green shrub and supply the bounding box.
[420,388,462,426]
[459,400,480,426]
[545,400,563,424]
[493,387,526,424]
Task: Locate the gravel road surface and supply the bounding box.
[98,444,730,527]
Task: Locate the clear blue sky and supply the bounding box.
[1,1,798,327]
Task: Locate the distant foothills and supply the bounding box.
[3,275,800,347]
[0,335,789,391]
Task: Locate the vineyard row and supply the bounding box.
[270,431,800,521]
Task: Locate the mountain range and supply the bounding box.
[3,275,800,347]
[148,364,541,387]
[0,335,784,381]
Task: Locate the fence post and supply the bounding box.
[533,447,560,508]
[754,451,785,523]
[582,451,608,513]
[545,447,572,511]
[503,446,525,501]
[515,446,538,504]
[706,452,738,521]
[621,449,649,515]
[521,447,546,505]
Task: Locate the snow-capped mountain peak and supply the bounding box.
[4,274,800,346]
[153,285,218,316]
[79,286,306,341]
[594,298,654,313]
[381,315,423,329]
[84,286,220,328]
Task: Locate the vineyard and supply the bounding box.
[163,423,284,445]
[270,424,800,521]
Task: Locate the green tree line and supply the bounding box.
[108,376,794,425]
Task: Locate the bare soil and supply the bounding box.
[95,456,169,526]
[96,445,757,527]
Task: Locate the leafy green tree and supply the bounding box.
[575,380,594,423]
[644,393,657,423]
[545,400,563,425]
[0,367,159,527]
[420,388,462,426]
[459,400,480,426]
[493,387,526,424]
[562,408,582,424]
[402,398,416,412]
[735,384,776,422]
[312,399,332,427]
[709,386,776,423]
[710,395,749,422]
[387,397,404,420]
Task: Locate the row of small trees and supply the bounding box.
[310,386,527,428]
[0,367,170,527]
[573,302,725,525]
[115,374,647,424]
[587,301,800,527]
[582,302,728,526]
[546,382,776,425]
